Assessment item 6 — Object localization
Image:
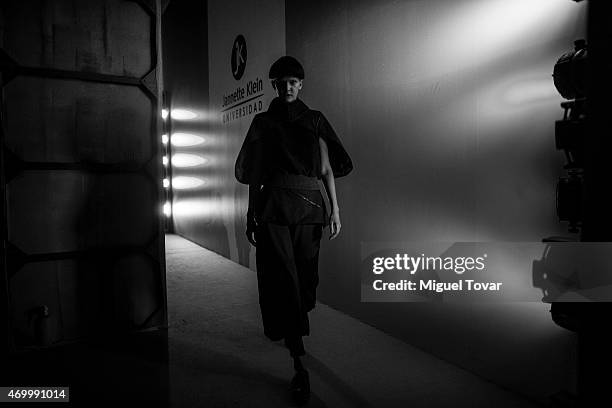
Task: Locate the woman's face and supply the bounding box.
[273,76,303,103]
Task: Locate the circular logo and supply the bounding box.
[231,35,247,80]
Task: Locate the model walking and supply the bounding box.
[235,55,353,403]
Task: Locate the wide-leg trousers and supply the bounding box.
[255,222,324,351]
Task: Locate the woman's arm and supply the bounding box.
[246,184,259,246]
[319,136,341,239]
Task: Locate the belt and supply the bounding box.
[264,173,320,190]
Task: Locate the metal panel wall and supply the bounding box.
[0,0,167,352]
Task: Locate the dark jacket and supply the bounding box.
[235,97,353,225]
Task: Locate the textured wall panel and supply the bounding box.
[7,171,157,254]
[0,0,152,77]
[9,260,106,346]
[9,262,66,347]
[5,77,153,164]
[9,254,162,347]
[110,253,162,328]
[2,0,165,351]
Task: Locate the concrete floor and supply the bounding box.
[163,234,539,408]
[2,234,542,407]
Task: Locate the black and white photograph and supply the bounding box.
[2,0,612,407]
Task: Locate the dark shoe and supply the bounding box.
[290,369,310,405]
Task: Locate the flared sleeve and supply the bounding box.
[235,115,266,185]
[316,112,353,178]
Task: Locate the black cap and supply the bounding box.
[268,56,304,80]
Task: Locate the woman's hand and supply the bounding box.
[319,137,342,240]
[329,210,341,240]
[246,213,257,246]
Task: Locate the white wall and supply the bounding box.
[170,0,285,266]
[286,0,586,402]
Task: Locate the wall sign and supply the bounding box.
[231,34,247,80]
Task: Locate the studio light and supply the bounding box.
[171,154,207,168]
[553,39,587,100]
[171,133,206,147]
[552,39,587,234]
[163,201,172,217]
[172,177,205,190]
[171,109,198,120]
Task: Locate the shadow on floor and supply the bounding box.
[2,329,170,407]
